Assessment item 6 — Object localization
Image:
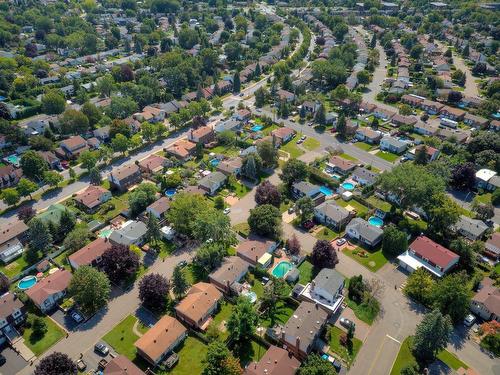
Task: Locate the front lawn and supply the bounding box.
[224,180,251,198]
[474,193,492,205]
[281,141,305,158]
[390,337,416,375]
[302,137,321,151]
[314,226,340,241]
[339,153,358,162]
[102,315,141,360]
[437,350,469,371]
[375,150,400,163]
[343,247,389,272]
[328,326,362,367]
[168,336,208,375]
[344,279,379,325]
[23,313,65,356]
[336,199,370,217]
[233,222,250,238]
[298,260,314,285]
[354,142,375,151]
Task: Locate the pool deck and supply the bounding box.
[269,254,292,277]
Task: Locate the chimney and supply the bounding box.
[281,330,285,340]
[311,280,315,291]
[296,336,300,349]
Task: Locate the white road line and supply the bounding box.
[386,334,401,344]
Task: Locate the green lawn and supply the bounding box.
[23,313,65,356]
[375,150,400,163]
[168,336,208,375]
[208,302,233,340]
[314,226,341,241]
[209,145,241,157]
[366,196,392,212]
[328,326,362,367]
[298,260,314,285]
[233,222,250,238]
[390,337,416,375]
[437,350,469,370]
[0,255,31,278]
[233,339,267,367]
[224,180,251,198]
[251,279,265,298]
[94,196,129,222]
[102,315,142,360]
[344,279,379,325]
[339,153,358,162]
[354,142,374,151]
[281,141,305,158]
[302,137,321,151]
[474,193,492,205]
[261,300,296,328]
[337,199,370,217]
[343,247,389,272]
[157,240,176,259]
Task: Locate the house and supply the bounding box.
[58,136,89,159]
[475,169,498,191]
[68,237,113,270]
[0,293,26,345]
[198,171,227,195]
[234,108,252,122]
[464,113,489,128]
[295,268,345,314]
[325,156,356,175]
[104,355,146,375]
[420,100,444,114]
[209,256,250,295]
[453,215,488,241]
[351,167,379,186]
[437,127,470,144]
[236,239,277,267]
[406,145,440,162]
[245,345,300,375]
[484,233,500,261]
[314,201,351,231]
[166,139,197,160]
[188,126,215,145]
[302,101,320,113]
[109,220,148,247]
[490,120,500,132]
[74,185,112,213]
[175,282,222,330]
[215,119,243,133]
[355,127,382,144]
[359,101,377,114]
[391,114,417,128]
[271,127,295,146]
[108,164,142,191]
[291,181,325,206]
[94,126,111,142]
[26,269,72,313]
[380,136,407,154]
[146,197,170,220]
[373,108,396,121]
[0,220,29,264]
[345,218,383,248]
[277,89,295,103]
[138,154,167,174]
[216,157,243,177]
[440,106,466,121]
[401,94,424,107]
[278,301,329,360]
[397,236,459,277]
[134,315,187,366]
[38,151,62,170]
[470,278,499,322]
[133,106,165,123]
[414,121,439,136]
[0,165,22,188]
[87,137,100,150]
[0,238,25,264]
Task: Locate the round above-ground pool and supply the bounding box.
[165,188,176,197]
[209,159,220,167]
[320,186,333,196]
[368,216,384,228]
[18,275,37,290]
[341,182,355,191]
[272,261,293,278]
[242,290,257,303]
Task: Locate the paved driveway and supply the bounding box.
[0,346,28,375]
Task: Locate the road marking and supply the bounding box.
[367,336,387,375]
[386,334,401,344]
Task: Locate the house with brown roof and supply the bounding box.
[216,157,243,177]
[175,282,222,330]
[74,185,112,213]
[138,154,167,174]
[420,99,444,115]
[68,237,113,270]
[245,345,300,375]
[414,121,439,136]
[166,139,197,161]
[108,164,142,191]
[0,220,29,264]
[490,119,500,132]
[209,256,250,295]
[146,196,170,220]
[401,94,424,107]
[236,239,277,267]
[271,127,295,146]
[234,108,252,122]
[355,127,382,144]
[325,156,356,175]
[464,113,489,128]
[470,278,500,322]
[37,151,61,170]
[134,315,187,365]
[133,106,165,123]
[104,355,146,375]
[277,89,295,103]
[58,135,89,159]
[391,114,418,128]
[440,106,466,121]
[188,126,215,145]
[26,269,72,313]
[0,293,26,345]
[0,165,22,188]
[484,233,500,261]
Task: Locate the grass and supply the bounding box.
[366,196,392,212]
[168,336,208,375]
[94,195,129,222]
[298,260,315,285]
[233,222,250,238]
[208,302,233,340]
[157,240,176,259]
[102,315,141,360]
[261,300,296,328]
[302,137,321,151]
[233,339,267,367]
[375,150,400,162]
[328,326,362,367]
[23,313,65,356]
[209,145,241,157]
[474,193,492,205]
[225,180,251,198]
[437,350,469,370]
[0,255,31,278]
[339,153,358,162]
[314,226,341,241]
[343,246,389,272]
[390,337,416,375]
[354,142,375,151]
[281,141,305,158]
[344,279,379,325]
[336,199,370,217]
[251,279,265,298]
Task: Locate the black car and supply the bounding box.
[0,354,6,366]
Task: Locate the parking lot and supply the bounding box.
[0,346,28,375]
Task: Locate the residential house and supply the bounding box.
[440,106,466,121]
[236,239,277,267]
[0,238,25,264]
[271,127,295,146]
[345,119,359,136]
[138,154,167,174]
[166,139,197,161]
[0,293,26,345]
[314,201,351,231]
[26,269,72,313]
[391,114,417,128]
[188,126,215,145]
[302,101,320,113]
[475,169,498,191]
[215,119,243,133]
[198,171,227,195]
[68,237,113,270]
[216,157,243,177]
[381,136,408,154]
[464,113,489,128]
[87,137,100,150]
[94,126,110,142]
[109,220,148,247]
[291,181,325,206]
[345,218,383,248]
[295,268,345,314]
[0,220,29,264]
[359,101,377,114]
[133,106,165,123]
[277,89,295,103]
[175,282,222,330]
[490,120,500,132]
[414,121,439,136]
[373,108,396,121]
[397,236,459,277]
[355,127,382,144]
[104,355,146,375]
[484,233,500,261]
[406,145,440,162]
[0,165,22,188]
[278,301,329,360]
[470,278,499,322]
[351,167,379,186]
[37,151,61,170]
[234,108,252,122]
[401,94,424,107]
[74,185,112,213]
[325,156,356,176]
[245,345,300,375]
[453,215,489,241]
[209,256,249,295]
[57,136,89,159]
[420,100,444,114]
[146,197,170,220]
[134,315,187,366]
[108,164,142,191]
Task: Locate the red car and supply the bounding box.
[302,220,314,230]
[61,160,69,169]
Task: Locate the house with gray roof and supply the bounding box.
[452,215,489,241]
[291,181,325,206]
[314,201,351,231]
[109,220,147,247]
[209,256,249,295]
[380,136,408,154]
[351,167,379,186]
[345,218,383,248]
[198,171,227,195]
[214,119,242,133]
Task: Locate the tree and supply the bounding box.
[28,218,52,252]
[128,183,157,217]
[17,178,38,200]
[192,209,235,248]
[261,278,289,325]
[412,309,452,362]
[242,153,261,181]
[382,225,407,257]
[101,244,139,284]
[62,226,90,253]
[78,150,98,171]
[426,193,460,240]
[68,266,111,315]
[336,113,347,138]
[450,238,481,274]
[34,352,77,375]
[280,158,309,187]
[233,72,241,93]
[311,240,338,269]
[97,74,115,97]
[403,268,436,306]
[32,316,48,338]
[172,264,189,299]
[472,202,495,221]
[1,188,20,206]
[60,109,89,135]
[58,209,76,238]
[17,206,36,222]
[255,87,266,108]
[217,130,236,146]
[297,354,335,375]
[400,363,420,375]
[357,70,370,86]
[43,171,63,187]
[431,272,471,324]
[314,104,326,125]
[146,214,162,246]
[255,181,281,207]
[139,273,169,313]
[0,274,9,294]
[107,96,138,119]
[286,234,301,256]
[111,134,130,155]
[227,297,258,344]
[89,167,102,185]
[296,196,315,223]
[81,102,101,126]
[41,90,65,114]
[348,275,365,303]
[414,146,428,165]
[257,140,278,168]
[450,162,476,191]
[196,242,226,273]
[203,340,242,375]
[21,150,48,180]
[167,193,210,236]
[248,204,282,239]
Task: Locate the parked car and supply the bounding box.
[76,359,87,371]
[287,206,294,214]
[300,135,307,141]
[0,354,6,366]
[464,314,476,327]
[336,238,347,246]
[239,93,244,97]
[339,317,355,328]
[296,140,303,144]
[71,311,83,323]
[94,343,109,356]
[302,220,314,230]
[177,260,187,268]
[61,160,69,169]
[223,208,231,215]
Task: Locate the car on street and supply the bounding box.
[0,354,6,366]
[339,317,355,328]
[178,260,187,268]
[239,93,244,97]
[464,314,476,327]
[290,118,295,122]
[336,238,347,246]
[223,208,231,215]
[71,311,83,323]
[94,343,109,356]
[256,108,262,112]
[300,135,306,141]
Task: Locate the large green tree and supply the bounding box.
[20,150,48,180]
[227,297,259,344]
[382,225,408,257]
[412,309,452,362]
[68,266,111,315]
[28,218,52,253]
[431,272,471,324]
[248,204,282,239]
[192,208,236,248]
[298,354,336,375]
[41,90,66,114]
[280,158,309,187]
[167,193,210,236]
[257,140,278,168]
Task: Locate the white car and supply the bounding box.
[464,314,476,327]
[71,311,83,323]
[223,208,231,215]
[336,238,347,246]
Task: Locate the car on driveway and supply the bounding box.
[0,354,6,366]
[94,343,109,356]
[339,317,355,329]
[223,208,231,215]
[336,238,347,246]
[177,260,187,268]
[76,359,87,371]
[464,314,476,327]
[302,220,314,230]
[71,311,83,323]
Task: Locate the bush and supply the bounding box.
[481,333,500,357]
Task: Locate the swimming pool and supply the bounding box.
[18,275,37,290]
[341,182,355,191]
[320,186,333,196]
[271,261,293,278]
[5,154,20,166]
[165,188,176,197]
[98,228,113,238]
[210,159,220,167]
[250,125,263,132]
[368,216,384,227]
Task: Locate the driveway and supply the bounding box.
[50,309,81,332]
[79,341,118,373]
[0,346,28,375]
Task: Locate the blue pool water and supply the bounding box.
[5,154,20,166]
[271,261,293,278]
[165,188,176,197]
[210,159,220,167]
[18,276,37,290]
[320,186,333,196]
[99,228,113,238]
[250,125,263,132]
[342,182,355,191]
[368,216,384,227]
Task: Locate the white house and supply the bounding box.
[295,268,345,314]
[25,270,72,313]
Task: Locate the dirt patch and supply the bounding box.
[225,196,239,206]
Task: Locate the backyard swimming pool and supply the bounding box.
[242,290,257,303]
[18,275,37,290]
[368,216,384,227]
[210,159,220,167]
[271,261,293,278]
[341,182,355,191]
[98,228,113,238]
[250,125,263,132]
[4,154,20,166]
[320,186,334,196]
[165,188,176,197]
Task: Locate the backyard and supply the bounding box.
[23,313,65,356]
[260,300,296,328]
[336,199,370,217]
[328,326,363,368]
[366,196,392,213]
[207,301,233,341]
[298,260,314,285]
[0,255,31,278]
[343,246,389,272]
[167,336,208,375]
